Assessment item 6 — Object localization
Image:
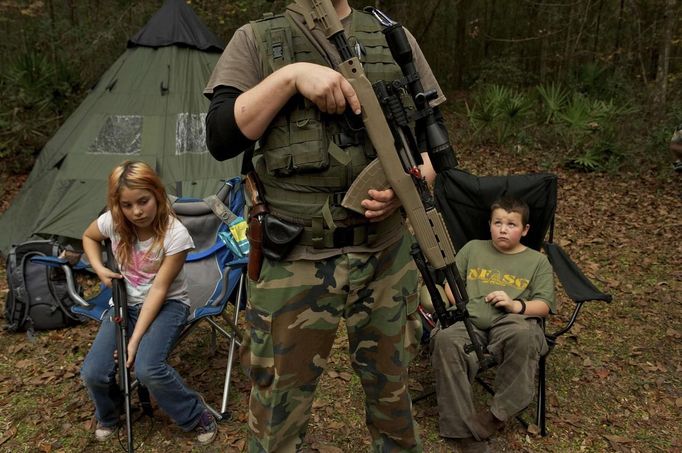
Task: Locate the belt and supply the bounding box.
[298,212,403,248]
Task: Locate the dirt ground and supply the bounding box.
[0,143,680,452]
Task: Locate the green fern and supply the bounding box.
[537,83,569,124]
[466,84,532,144]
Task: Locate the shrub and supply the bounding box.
[465,84,534,145]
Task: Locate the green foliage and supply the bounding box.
[468,57,533,89]
[573,62,611,96]
[0,52,62,173]
[556,94,636,171]
[466,84,533,144]
[463,81,639,172]
[536,83,569,124]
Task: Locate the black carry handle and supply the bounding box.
[105,240,134,452]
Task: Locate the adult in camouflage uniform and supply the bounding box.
[204,1,447,451]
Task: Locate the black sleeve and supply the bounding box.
[205,86,256,162]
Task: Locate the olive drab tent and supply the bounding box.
[0,0,241,255]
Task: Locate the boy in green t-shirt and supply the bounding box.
[430,196,556,452]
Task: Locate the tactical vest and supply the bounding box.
[250,9,412,231]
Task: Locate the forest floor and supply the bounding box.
[0,136,680,453]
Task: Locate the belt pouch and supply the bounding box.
[262,215,303,261]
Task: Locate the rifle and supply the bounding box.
[105,240,135,452]
[294,0,495,369]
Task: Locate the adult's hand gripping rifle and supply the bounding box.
[105,240,135,452]
[295,0,495,369]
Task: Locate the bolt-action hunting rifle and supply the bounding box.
[105,240,135,452]
[294,0,495,369]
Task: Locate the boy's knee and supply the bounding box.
[504,320,544,353]
[430,330,468,364]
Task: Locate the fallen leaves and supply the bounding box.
[0,426,17,446]
[326,370,352,381]
[1,146,681,452]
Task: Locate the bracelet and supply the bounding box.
[514,298,526,314]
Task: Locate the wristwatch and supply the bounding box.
[513,298,527,314]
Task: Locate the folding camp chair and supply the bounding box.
[416,168,612,436]
[33,177,248,421]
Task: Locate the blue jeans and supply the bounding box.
[80,300,204,431]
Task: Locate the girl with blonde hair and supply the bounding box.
[80,161,217,445]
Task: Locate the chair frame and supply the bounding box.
[415,169,612,436]
[32,177,248,421]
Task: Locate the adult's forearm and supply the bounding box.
[235,64,298,140]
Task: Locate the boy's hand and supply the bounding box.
[485,291,520,313]
[96,268,123,288]
[362,188,401,222]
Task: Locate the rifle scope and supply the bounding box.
[379,19,458,174]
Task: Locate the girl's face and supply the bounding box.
[489,208,529,254]
[119,187,158,236]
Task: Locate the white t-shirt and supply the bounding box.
[97,211,194,306]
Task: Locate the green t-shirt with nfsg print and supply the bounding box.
[455,240,556,330]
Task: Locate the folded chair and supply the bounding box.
[417,168,612,436]
[33,177,248,422]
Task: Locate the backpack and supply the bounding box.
[4,240,83,332]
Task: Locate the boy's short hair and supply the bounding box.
[490,196,530,226]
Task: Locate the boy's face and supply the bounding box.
[489,208,529,253]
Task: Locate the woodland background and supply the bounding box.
[0,1,681,453]
[0,0,681,176]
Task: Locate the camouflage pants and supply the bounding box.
[429,315,548,439]
[244,233,423,453]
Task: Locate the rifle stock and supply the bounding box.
[296,0,495,369]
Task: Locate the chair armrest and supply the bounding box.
[31,256,90,307]
[543,243,612,342]
[30,256,68,267]
[544,243,612,303]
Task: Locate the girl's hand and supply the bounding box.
[362,188,401,222]
[126,339,140,369]
[97,268,123,288]
[485,290,518,313]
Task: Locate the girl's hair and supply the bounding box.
[490,196,530,226]
[107,160,173,268]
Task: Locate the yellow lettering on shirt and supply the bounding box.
[467,267,530,290]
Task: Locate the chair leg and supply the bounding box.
[537,354,547,436]
[220,273,245,420]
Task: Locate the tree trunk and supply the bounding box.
[655,0,676,105]
[484,0,496,59]
[613,0,625,63]
[593,0,604,57]
[454,0,472,88]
